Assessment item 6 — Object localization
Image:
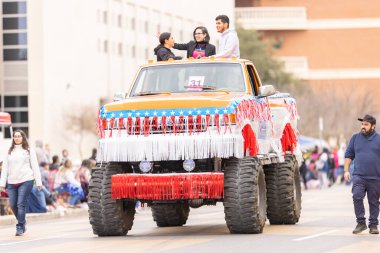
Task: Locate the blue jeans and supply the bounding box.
[27,186,48,213]
[54,184,82,206]
[7,180,34,228]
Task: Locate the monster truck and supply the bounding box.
[88,58,302,236]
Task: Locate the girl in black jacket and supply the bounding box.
[173,26,216,59]
[154,32,183,61]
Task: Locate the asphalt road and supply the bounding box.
[0,185,379,253]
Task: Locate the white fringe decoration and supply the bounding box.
[98,133,244,162]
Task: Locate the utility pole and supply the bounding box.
[319,116,324,147]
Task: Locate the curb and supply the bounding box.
[0,208,88,226]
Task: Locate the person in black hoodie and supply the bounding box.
[154,32,182,61]
[173,26,216,59]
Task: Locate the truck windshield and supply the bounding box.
[130,63,245,96]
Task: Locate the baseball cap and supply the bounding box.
[358,114,376,125]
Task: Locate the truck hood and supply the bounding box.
[104,92,247,112]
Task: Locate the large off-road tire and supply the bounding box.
[223,157,267,234]
[151,203,190,227]
[264,155,302,224]
[88,163,135,236]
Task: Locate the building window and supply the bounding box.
[103,11,108,25]
[157,24,160,33]
[4,96,28,107]
[144,21,149,33]
[5,127,28,138]
[2,2,27,14]
[132,46,136,58]
[3,33,27,45]
[131,18,135,30]
[104,40,108,53]
[9,111,28,123]
[3,49,27,61]
[145,48,149,59]
[3,17,27,30]
[180,30,183,41]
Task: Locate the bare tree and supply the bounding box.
[294,82,380,144]
[64,104,98,159]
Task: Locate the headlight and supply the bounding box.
[139,160,152,173]
[183,159,195,172]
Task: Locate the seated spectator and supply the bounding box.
[89,148,97,161]
[40,162,50,189]
[75,160,91,202]
[48,155,60,192]
[0,161,7,198]
[54,160,84,208]
[27,186,48,213]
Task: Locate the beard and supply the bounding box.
[361,128,374,136]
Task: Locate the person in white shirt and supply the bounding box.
[214,15,240,59]
[0,130,42,236]
[54,159,83,207]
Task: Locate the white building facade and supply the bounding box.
[0,0,234,161]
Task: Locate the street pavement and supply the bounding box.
[0,185,379,253]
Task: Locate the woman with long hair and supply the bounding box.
[173,26,216,59]
[154,32,182,61]
[54,159,83,208]
[0,130,42,236]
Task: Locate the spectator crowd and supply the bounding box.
[0,141,97,215]
[299,145,351,190]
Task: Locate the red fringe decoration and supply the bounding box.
[205,115,210,131]
[127,117,133,135]
[118,118,124,136]
[179,115,184,133]
[109,118,115,137]
[96,110,105,138]
[242,124,259,156]
[281,123,297,153]
[144,117,150,136]
[223,114,231,134]
[162,116,167,134]
[171,116,177,134]
[136,117,141,134]
[235,99,272,126]
[188,115,194,135]
[215,114,220,133]
[196,115,202,132]
[111,173,224,200]
[153,116,158,130]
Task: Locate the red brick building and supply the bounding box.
[236,0,380,90]
[236,0,380,138]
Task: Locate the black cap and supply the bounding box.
[358,114,376,125]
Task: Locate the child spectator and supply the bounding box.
[54,160,83,208]
[75,160,91,202]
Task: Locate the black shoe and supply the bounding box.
[369,225,379,234]
[15,225,24,236]
[353,223,367,234]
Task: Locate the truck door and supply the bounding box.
[246,64,261,96]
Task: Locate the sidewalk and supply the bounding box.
[0,207,88,226]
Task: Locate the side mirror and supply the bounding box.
[259,85,276,97]
[113,92,126,102]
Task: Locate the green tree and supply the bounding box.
[237,27,300,90]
